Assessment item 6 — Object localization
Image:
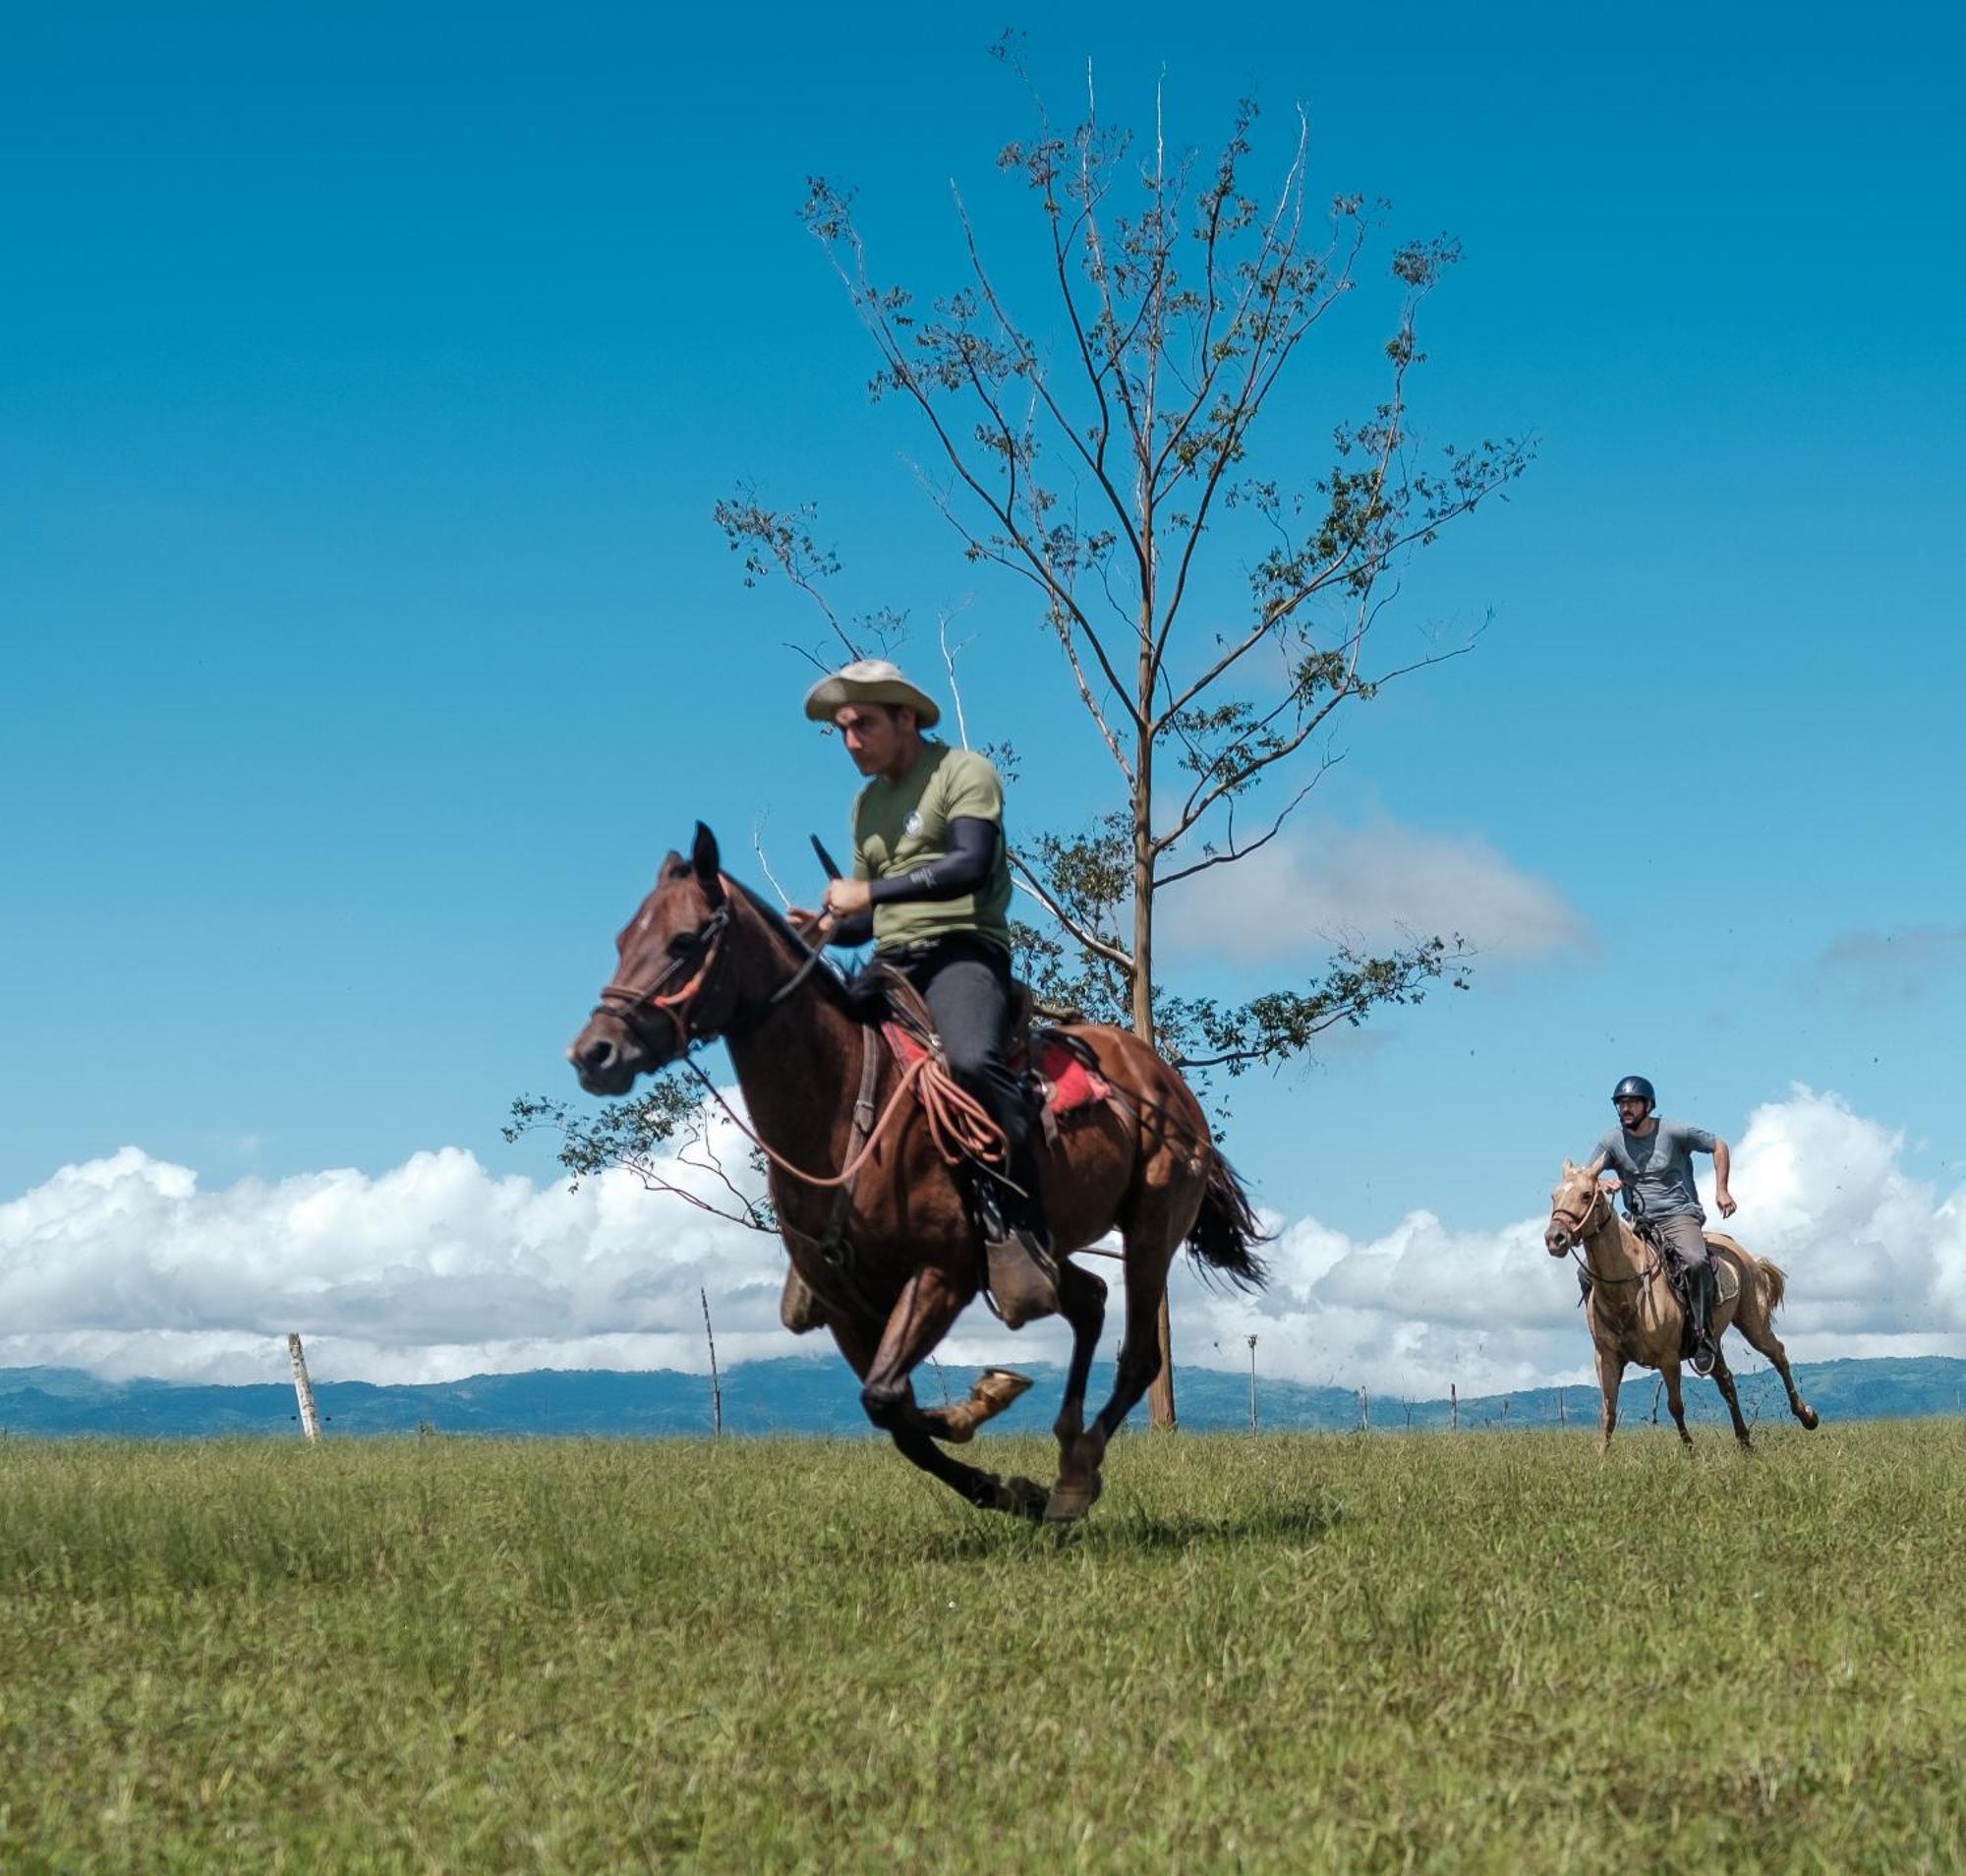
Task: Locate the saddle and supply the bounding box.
[856,963,1116,1138]
[778,964,1116,1336]
[1630,1218,1741,1358]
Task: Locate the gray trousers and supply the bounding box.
[1647,1212,1711,1272]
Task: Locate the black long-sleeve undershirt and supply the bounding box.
[826,816,999,948]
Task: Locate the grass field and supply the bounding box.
[3,1422,1963,1873]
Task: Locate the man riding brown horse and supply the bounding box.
[1586,1075,1735,1376]
[790,659,1059,1327]
[565,817,1267,1520]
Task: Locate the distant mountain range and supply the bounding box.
[2,1355,1962,1438]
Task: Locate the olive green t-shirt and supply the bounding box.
[850,743,1012,955]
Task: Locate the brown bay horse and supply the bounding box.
[566,825,1268,1521]
[1544,1155,1820,1453]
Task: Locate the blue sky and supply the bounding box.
[5,0,1964,1331]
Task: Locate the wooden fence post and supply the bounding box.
[1246,1335,1258,1434]
[286,1333,321,1442]
[1357,1386,1369,1433]
[700,1286,723,1436]
[1450,1382,1458,1432]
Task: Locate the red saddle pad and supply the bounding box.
[882,1026,1111,1116]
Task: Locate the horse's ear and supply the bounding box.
[691,822,723,900]
[1586,1150,1607,1178]
[1561,1157,1576,1176]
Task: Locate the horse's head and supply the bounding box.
[1544,1154,1608,1256]
[566,823,751,1096]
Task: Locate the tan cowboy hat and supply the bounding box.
[801,659,942,729]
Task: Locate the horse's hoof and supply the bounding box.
[974,1368,1034,1414]
[1799,1407,1821,1431]
[993,1476,1048,1521]
[925,1368,1035,1445]
[1043,1472,1102,1524]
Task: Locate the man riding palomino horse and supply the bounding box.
[1588,1075,1733,1376]
[791,659,1060,1327]
[1544,1082,1819,1452]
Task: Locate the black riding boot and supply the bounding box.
[1688,1261,1718,1377]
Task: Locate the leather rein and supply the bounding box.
[592,882,828,1059]
[588,880,972,1194]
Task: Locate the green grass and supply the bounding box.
[2,1423,1963,1873]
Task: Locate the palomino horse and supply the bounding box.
[566,826,1268,1521]
[1544,1155,1820,1452]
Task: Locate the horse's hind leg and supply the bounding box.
[857,1268,1046,1518]
[1707,1349,1754,1450]
[1734,1310,1820,1431]
[1661,1362,1695,1449]
[1089,1225,1182,1447]
[1042,1260,1110,1524]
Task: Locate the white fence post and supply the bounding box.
[287,1332,321,1442]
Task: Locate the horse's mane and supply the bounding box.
[727,877,867,1019]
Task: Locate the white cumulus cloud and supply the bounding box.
[1158,819,1590,965]
[1,1087,1958,1396]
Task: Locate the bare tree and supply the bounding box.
[527,45,1532,1425]
[754,51,1527,1423]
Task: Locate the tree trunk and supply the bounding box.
[1132,656,1177,1432]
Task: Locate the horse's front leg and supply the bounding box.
[1595,1345,1626,1455]
[861,1266,1045,1519]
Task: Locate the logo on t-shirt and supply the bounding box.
[904,810,924,837]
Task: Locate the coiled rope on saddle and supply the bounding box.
[683,1030,1008,1190]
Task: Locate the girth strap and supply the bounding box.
[776,1026,886,1322]
[819,1027,884,1258]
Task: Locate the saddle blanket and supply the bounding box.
[882,1024,1112,1117]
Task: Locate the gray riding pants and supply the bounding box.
[1648,1212,1711,1272]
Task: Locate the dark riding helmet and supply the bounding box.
[1611,1075,1656,1107]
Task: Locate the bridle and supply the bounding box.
[592,881,829,1061]
[1549,1183,1603,1247]
[1551,1183,1647,1286]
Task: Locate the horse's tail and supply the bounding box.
[1757,1255,1788,1319]
[1185,1149,1271,1291]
